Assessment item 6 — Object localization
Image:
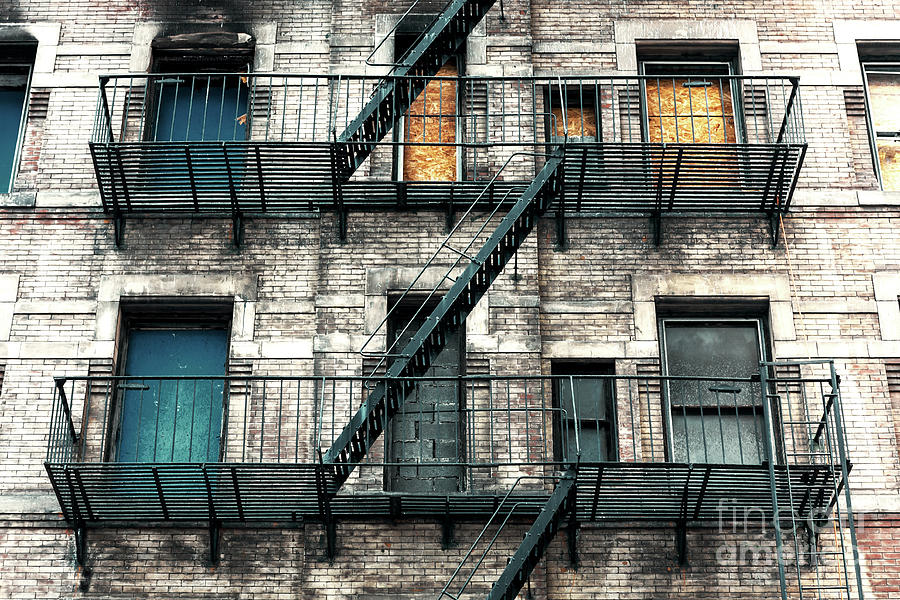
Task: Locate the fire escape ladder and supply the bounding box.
[485,472,577,600]
[337,0,497,173]
[323,150,566,487]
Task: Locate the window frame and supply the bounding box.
[383,295,467,492]
[392,31,464,182]
[0,56,34,193]
[551,361,618,464]
[107,300,233,463]
[658,316,774,465]
[145,47,254,143]
[639,59,745,145]
[544,83,601,145]
[861,62,900,191]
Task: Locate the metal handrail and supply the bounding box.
[93,73,805,147]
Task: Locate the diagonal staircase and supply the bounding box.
[322,1,575,593]
[322,151,565,485]
[337,0,497,173]
[485,471,577,600]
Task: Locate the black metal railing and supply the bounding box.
[89,73,806,218]
[48,365,843,474]
[94,73,804,148]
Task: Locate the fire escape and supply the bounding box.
[45,1,866,599]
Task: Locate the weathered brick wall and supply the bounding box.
[0,0,899,598]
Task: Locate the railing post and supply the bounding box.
[759,363,788,600]
[54,378,79,453]
[775,77,800,145]
[828,363,865,600]
[98,76,115,143]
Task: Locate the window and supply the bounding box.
[548,86,599,143]
[862,63,900,191]
[552,362,616,463]
[395,32,461,181]
[659,313,769,465]
[0,44,35,192]
[111,303,230,463]
[148,33,253,142]
[386,297,465,492]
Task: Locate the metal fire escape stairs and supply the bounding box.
[320,1,578,589]
[329,0,498,237]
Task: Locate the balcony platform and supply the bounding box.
[91,141,804,216]
[46,461,835,525]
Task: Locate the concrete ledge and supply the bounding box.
[798,299,877,314]
[544,340,625,359]
[0,191,36,207]
[98,273,258,302]
[614,19,760,73]
[315,294,365,309]
[256,300,316,314]
[834,20,900,83]
[532,41,615,54]
[34,190,102,208]
[313,333,369,354]
[490,294,541,308]
[14,300,96,314]
[468,334,540,353]
[274,41,330,55]
[260,339,314,359]
[0,274,20,302]
[55,43,131,56]
[858,191,900,206]
[542,300,632,314]
[873,272,900,341]
[0,493,61,518]
[632,273,795,342]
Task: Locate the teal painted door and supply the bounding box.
[117,329,228,462]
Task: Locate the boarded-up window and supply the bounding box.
[642,63,737,144]
[863,66,900,191]
[548,88,597,142]
[402,63,458,181]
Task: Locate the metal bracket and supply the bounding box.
[651,211,662,247]
[769,212,782,248]
[315,455,337,560]
[209,520,221,565]
[73,522,87,566]
[566,511,579,569]
[113,214,125,248]
[232,212,244,248]
[445,187,456,234]
[555,206,567,250]
[675,468,692,566]
[441,516,455,550]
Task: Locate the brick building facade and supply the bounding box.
[0,0,898,598]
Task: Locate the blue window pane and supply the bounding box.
[152,75,249,142]
[0,80,28,192]
[117,329,228,463]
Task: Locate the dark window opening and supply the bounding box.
[0,43,35,193]
[659,312,770,465]
[110,301,231,463]
[386,296,465,492]
[148,33,254,142]
[552,361,616,463]
[639,45,741,144]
